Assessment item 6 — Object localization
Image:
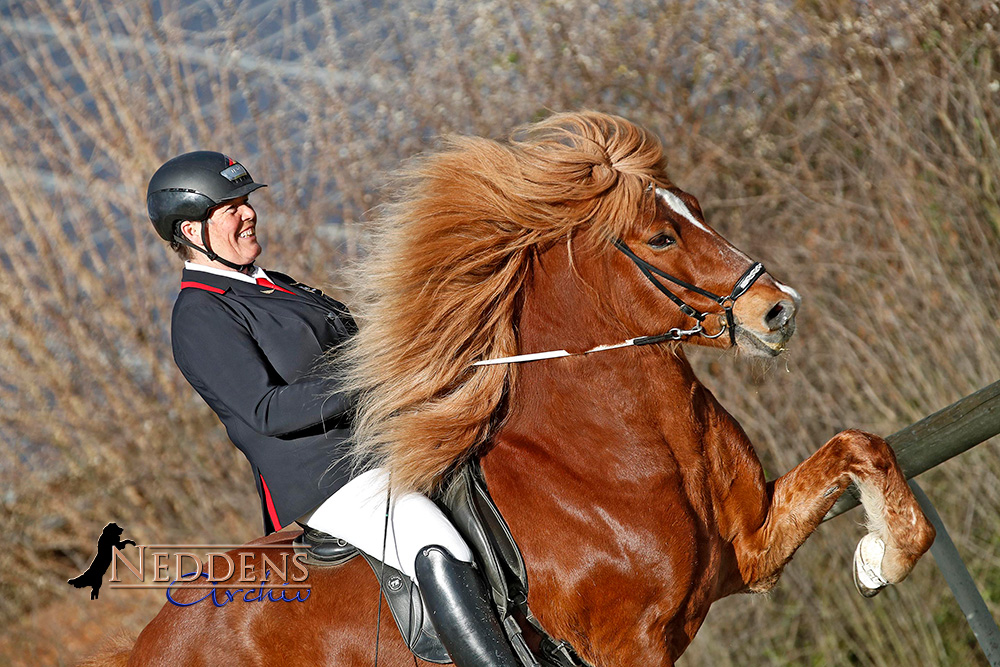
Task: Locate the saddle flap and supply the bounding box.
[441,462,593,667]
[442,462,514,608]
[469,462,529,595]
[359,551,451,664]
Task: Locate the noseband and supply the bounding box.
[612,239,765,347]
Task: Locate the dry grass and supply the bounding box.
[1,0,997,665]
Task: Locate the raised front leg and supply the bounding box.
[731,429,935,595]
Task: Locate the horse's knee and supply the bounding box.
[830,429,899,476]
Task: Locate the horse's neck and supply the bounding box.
[501,242,710,462]
[483,244,750,664]
[501,340,707,461]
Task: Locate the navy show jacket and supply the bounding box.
[171,267,356,533]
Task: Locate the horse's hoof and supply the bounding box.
[853,533,889,598]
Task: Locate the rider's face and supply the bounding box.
[184,196,261,268]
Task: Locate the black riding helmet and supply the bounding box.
[147,151,266,270]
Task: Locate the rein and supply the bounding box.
[472,329,703,366]
[474,241,765,367]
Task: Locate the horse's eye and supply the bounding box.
[648,233,675,249]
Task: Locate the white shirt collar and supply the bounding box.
[184,261,272,285]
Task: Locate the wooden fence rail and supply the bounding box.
[825,379,1000,521]
[820,379,1000,665]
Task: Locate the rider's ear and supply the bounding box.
[178,220,204,247]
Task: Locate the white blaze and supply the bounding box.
[656,187,709,233]
[656,187,752,262]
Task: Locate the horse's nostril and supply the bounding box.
[764,300,794,330]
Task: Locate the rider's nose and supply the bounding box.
[763,299,796,331]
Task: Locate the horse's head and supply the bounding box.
[344,110,805,494]
[611,185,799,357]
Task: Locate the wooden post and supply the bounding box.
[825,379,1000,521]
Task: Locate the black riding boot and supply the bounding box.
[414,545,520,667]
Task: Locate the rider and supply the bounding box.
[147,151,518,667]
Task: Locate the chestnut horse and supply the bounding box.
[117,112,934,666]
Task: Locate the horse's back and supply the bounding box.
[127,540,415,666]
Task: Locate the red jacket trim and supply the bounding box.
[180,281,226,294]
[259,474,283,531]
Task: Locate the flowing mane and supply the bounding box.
[342,111,672,493]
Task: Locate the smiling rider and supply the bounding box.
[146,151,519,666]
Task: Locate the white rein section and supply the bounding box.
[472,340,635,366]
[471,325,707,366]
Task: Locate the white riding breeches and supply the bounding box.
[298,467,473,580]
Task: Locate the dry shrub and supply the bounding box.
[1,1,997,665]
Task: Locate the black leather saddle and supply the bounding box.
[293,461,589,666]
[293,527,358,566]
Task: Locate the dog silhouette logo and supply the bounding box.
[67,522,135,600]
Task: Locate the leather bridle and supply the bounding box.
[473,241,767,367]
[612,239,765,347]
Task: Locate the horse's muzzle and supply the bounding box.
[733,288,800,356]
